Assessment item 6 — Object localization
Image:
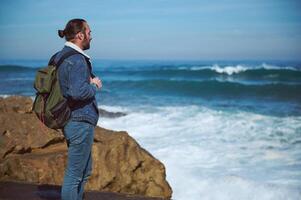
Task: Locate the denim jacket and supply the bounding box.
[55,46,99,126]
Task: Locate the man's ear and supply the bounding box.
[77,32,84,40]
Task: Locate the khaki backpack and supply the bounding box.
[32,51,78,129]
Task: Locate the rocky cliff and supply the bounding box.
[0,96,172,199]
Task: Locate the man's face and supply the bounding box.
[82,23,92,50]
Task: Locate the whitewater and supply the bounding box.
[99,104,301,200]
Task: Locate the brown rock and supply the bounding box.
[0,96,33,113]
[0,96,172,199]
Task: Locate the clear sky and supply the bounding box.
[0,0,300,60]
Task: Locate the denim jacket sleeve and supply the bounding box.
[66,55,96,101]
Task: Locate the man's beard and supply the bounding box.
[82,35,90,50]
[83,39,90,50]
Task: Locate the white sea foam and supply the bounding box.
[211,64,248,75]
[98,104,301,200]
[0,94,11,98]
[188,64,250,75]
[0,94,35,101]
[262,63,298,71]
[182,63,300,75]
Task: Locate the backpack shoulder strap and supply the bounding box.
[48,52,59,66]
[55,50,79,69]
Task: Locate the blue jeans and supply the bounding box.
[61,120,95,200]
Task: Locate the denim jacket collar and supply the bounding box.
[64,41,90,59]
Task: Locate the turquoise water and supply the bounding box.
[1,59,301,199]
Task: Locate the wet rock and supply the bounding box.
[98,107,127,118]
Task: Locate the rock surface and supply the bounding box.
[98,107,127,118]
[0,96,172,199]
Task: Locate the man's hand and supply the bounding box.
[90,77,102,89]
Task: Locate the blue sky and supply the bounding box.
[0,0,300,60]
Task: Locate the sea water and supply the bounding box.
[0,59,300,200]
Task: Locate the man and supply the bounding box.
[55,18,101,200]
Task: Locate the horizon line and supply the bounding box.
[0,58,301,62]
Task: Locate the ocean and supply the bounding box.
[0,59,301,200]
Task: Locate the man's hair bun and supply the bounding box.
[58,19,86,41]
[58,30,65,38]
